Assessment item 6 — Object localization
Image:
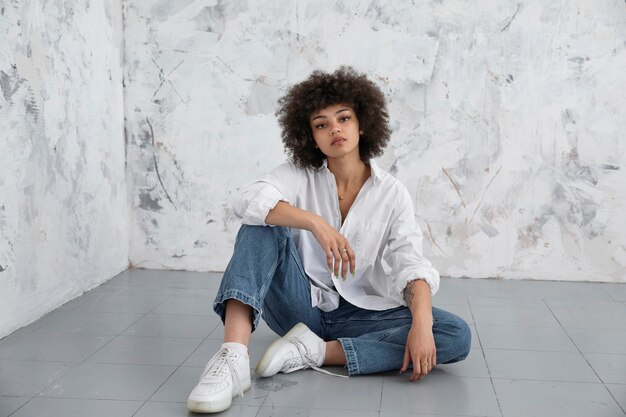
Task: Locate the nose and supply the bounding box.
[330,124,341,135]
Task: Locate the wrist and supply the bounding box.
[305,212,323,232]
[411,313,434,327]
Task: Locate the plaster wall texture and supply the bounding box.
[0,0,128,337]
[124,0,626,283]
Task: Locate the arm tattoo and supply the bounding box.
[403,279,421,306]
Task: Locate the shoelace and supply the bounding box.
[289,337,348,379]
[199,348,245,397]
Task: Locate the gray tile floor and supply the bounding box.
[1,269,625,417]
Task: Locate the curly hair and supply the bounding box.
[276,66,391,169]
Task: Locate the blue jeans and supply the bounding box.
[214,225,471,376]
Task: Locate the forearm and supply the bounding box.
[403,279,433,325]
[265,201,321,231]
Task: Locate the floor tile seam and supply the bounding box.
[143,331,215,408]
[134,312,216,317]
[0,358,80,364]
[76,281,177,362]
[376,408,502,417]
[134,282,182,316]
[6,396,33,417]
[467,302,504,417]
[482,347,623,354]
[141,363,180,407]
[78,333,124,363]
[606,384,626,416]
[602,285,622,303]
[92,333,206,341]
[22,329,211,340]
[559,325,626,331]
[490,376,604,384]
[465,303,485,360]
[177,330,213,369]
[383,374,497,381]
[577,349,626,355]
[28,394,152,402]
[473,322,577,329]
[79,359,191,367]
[494,377,626,415]
[27,360,83,404]
[258,402,383,412]
[543,298,613,385]
[127,311,221,318]
[577,351,626,358]
[22,396,143,404]
[136,399,193,404]
[379,412,499,417]
[0,306,76,345]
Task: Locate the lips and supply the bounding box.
[331,137,346,146]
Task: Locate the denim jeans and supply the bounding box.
[214,225,471,376]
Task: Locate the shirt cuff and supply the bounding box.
[395,267,440,304]
[242,187,286,226]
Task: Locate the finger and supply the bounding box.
[346,243,356,275]
[331,246,341,277]
[411,355,420,381]
[431,353,437,372]
[400,345,410,373]
[420,361,429,378]
[412,366,420,381]
[339,247,349,279]
[325,248,333,273]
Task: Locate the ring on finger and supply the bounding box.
[420,362,429,366]
[340,248,348,253]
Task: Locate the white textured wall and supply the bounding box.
[0,0,128,337]
[124,0,626,282]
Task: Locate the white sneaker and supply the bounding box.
[255,323,346,378]
[187,342,251,413]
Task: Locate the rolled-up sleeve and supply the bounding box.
[231,161,302,226]
[383,186,440,304]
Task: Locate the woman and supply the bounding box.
[187,67,471,413]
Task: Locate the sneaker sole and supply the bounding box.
[255,322,310,377]
[187,379,252,413]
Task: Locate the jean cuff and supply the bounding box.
[213,289,263,330]
[338,337,360,376]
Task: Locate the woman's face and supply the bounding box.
[309,104,361,160]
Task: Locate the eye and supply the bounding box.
[314,123,326,129]
[340,115,351,122]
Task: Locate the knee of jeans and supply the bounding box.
[455,318,472,361]
[238,224,289,242]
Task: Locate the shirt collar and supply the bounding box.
[319,159,383,185]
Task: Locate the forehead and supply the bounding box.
[310,103,354,120]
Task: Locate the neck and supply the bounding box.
[327,153,370,188]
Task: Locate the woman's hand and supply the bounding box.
[310,216,356,280]
[401,320,436,381]
[400,280,436,381]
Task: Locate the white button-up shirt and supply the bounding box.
[231,159,440,312]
